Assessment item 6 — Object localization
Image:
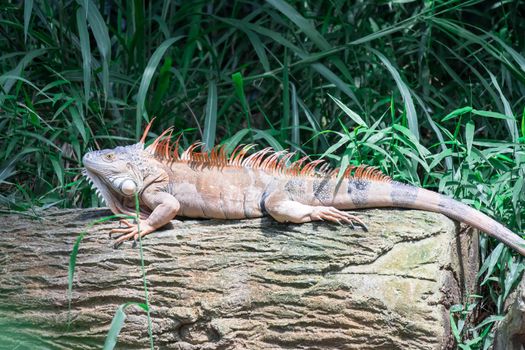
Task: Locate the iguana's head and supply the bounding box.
[82,143,163,214]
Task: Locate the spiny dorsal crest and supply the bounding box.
[140,122,391,183]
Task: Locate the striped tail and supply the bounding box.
[334,180,525,256]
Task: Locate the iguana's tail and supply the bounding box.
[333,180,525,256]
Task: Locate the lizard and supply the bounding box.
[82,121,525,256]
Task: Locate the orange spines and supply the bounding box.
[229,144,256,166]
[143,127,391,183]
[140,117,157,144]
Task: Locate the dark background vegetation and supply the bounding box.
[1,0,525,347]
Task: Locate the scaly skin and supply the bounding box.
[82,133,525,256]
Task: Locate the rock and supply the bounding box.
[0,208,479,349]
[493,275,525,350]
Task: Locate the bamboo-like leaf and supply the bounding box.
[67,232,84,324]
[487,32,525,74]
[488,71,518,141]
[0,49,46,100]
[244,29,270,72]
[471,109,515,120]
[232,72,250,120]
[328,94,367,127]
[442,106,473,122]
[23,0,33,43]
[103,302,148,350]
[371,48,419,140]
[70,104,88,143]
[82,0,111,99]
[290,83,299,149]
[218,18,362,109]
[135,36,184,139]
[253,129,283,151]
[76,8,91,107]
[223,129,251,154]
[266,0,330,50]
[478,243,505,285]
[203,81,218,151]
[465,121,474,156]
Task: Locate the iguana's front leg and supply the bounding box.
[111,190,180,247]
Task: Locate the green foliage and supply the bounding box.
[1,0,525,347]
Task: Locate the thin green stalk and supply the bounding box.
[134,192,154,350]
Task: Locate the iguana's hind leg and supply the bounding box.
[263,194,368,230]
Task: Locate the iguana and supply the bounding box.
[82,121,525,255]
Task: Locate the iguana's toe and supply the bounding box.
[310,206,368,231]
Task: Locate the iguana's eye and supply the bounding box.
[104,153,115,161]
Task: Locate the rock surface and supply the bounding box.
[0,208,479,349]
[493,275,525,350]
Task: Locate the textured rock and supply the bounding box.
[493,275,525,350]
[0,208,478,349]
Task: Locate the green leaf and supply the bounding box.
[135,36,184,139]
[478,243,506,285]
[441,106,473,122]
[103,303,130,350]
[253,129,283,151]
[244,29,270,72]
[487,32,525,73]
[223,129,251,154]
[371,48,419,140]
[290,83,299,149]
[103,301,152,350]
[392,124,430,157]
[67,233,84,323]
[0,49,46,99]
[488,71,518,141]
[76,8,91,107]
[471,109,515,120]
[471,315,505,331]
[203,81,218,151]
[328,93,367,127]
[70,104,88,143]
[266,0,330,51]
[82,0,111,99]
[231,72,250,120]
[50,155,64,187]
[150,56,173,115]
[219,18,362,109]
[23,0,33,43]
[465,121,474,156]
[281,55,290,140]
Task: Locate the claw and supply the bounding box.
[310,206,368,231]
[109,219,156,247]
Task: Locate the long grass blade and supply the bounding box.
[135,36,183,139]
[83,0,111,99]
[76,8,91,107]
[488,71,518,141]
[23,0,33,43]
[103,302,148,350]
[266,0,330,50]
[203,80,218,151]
[371,48,419,140]
[67,232,84,325]
[328,94,367,127]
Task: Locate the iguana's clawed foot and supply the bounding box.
[310,207,368,231]
[110,219,155,248]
